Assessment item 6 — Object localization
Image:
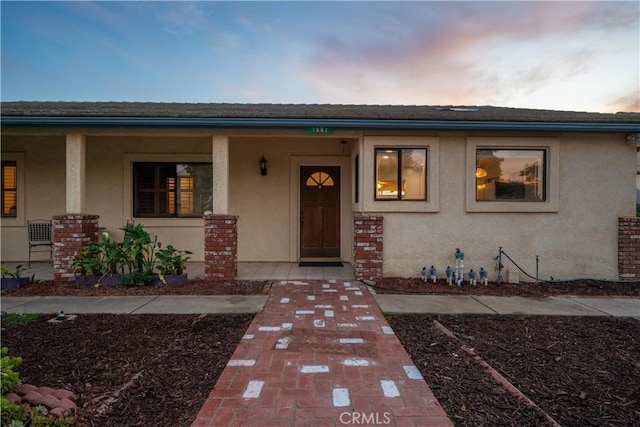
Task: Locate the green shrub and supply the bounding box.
[121,271,153,287]
[1,314,39,328]
[1,347,22,394]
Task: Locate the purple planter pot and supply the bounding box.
[75,274,123,286]
[152,274,188,286]
[1,277,29,290]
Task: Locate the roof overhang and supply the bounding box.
[2,116,639,133]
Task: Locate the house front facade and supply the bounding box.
[1,102,639,282]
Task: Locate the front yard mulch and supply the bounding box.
[389,314,640,426]
[1,314,254,427]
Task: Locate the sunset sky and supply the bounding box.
[2,1,638,113]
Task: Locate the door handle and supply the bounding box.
[300,212,304,224]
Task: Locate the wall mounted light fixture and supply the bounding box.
[259,156,268,176]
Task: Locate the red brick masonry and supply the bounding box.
[353,215,383,281]
[618,217,640,281]
[52,214,99,282]
[193,280,452,427]
[204,214,238,280]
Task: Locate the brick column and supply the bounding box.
[618,217,640,281]
[204,214,238,280]
[353,215,383,280]
[52,214,99,281]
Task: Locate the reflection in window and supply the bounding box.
[1,161,17,217]
[476,149,545,201]
[133,162,212,217]
[375,148,427,200]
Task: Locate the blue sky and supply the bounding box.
[1,1,639,113]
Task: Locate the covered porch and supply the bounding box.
[2,261,356,282]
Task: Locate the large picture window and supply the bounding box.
[133,162,212,217]
[1,161,17,218]
[375,148,427,200]
[476,149,545,201]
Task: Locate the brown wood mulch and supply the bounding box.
[374,277,640,297]
[2,314,254,427]
[388,314,640,427]
[6,280,272,297]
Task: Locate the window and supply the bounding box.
[133,162,212,217]
[476,149,545,201]
[1,161,17,218]
[375,148,427,200]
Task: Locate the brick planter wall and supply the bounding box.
[353,215,383,280]
[618,217,640,281]
[52,214,100,281]
[204,214,238,280]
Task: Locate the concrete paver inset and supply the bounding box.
[192,280,453,427]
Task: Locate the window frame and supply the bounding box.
[0,153,25,226]
[1,160,18,218]
[466,137,559,213]
[363,136,440,213]
[374,147,428,201]
[475,148,547,202]
[131,160,213,224]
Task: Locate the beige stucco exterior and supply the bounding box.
[1,126,636,281]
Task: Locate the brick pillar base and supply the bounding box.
[353,215,383,280]
[618,217,640,281]
[53,214,100,282]
[204,214,238,280]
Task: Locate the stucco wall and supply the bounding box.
[229,136,353,262]
[369,133,636,281]
[1,130,635,281]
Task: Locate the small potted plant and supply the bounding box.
[155,245,192,285]
[1,265,29,290]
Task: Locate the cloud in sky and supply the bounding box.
[1,1,638,112]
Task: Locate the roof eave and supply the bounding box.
[1,116,639,133]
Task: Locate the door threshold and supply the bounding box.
[298,257,343,267]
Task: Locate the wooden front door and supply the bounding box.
[300,166,341,258]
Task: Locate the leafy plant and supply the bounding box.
[71,244,102,276]
[71,224,192,287]
[1,265,25,279]
[156,245,193,276]
[120,224,158,275]
[1,347,22,394]
[1,398,74,426]
[121,271,153,287]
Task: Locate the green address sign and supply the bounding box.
[304,126,335,135]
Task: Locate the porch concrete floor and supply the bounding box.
[1,261,356,281]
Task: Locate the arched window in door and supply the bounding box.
[306,171,335,189]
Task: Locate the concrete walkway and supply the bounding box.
[192,279,452,427]
[2,293,638,317]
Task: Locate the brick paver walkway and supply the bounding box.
[192,280,453,426]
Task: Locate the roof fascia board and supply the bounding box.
[1,116,638,133]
